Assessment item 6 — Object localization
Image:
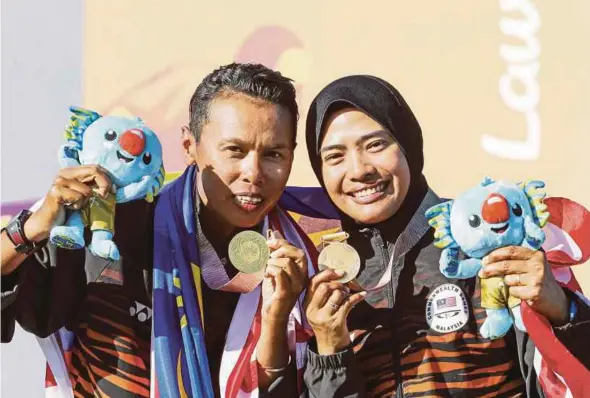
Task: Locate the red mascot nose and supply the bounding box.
[481,193,510,224]
[119,129,145,156]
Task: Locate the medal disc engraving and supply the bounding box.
[228,230,269,274]
[318,242,361,283]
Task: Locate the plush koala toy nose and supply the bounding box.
[119,129,145,156]
[482,193,510,224]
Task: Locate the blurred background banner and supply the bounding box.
[2,1,589,396]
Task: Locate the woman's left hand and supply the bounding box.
[479,246,569,325]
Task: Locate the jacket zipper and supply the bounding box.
[373,229,404,397]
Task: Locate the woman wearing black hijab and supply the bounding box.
[296,75,590,397]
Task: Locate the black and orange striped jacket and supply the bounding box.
[303,190,590,398]
[2,198,297,397]
[2,200,155,397]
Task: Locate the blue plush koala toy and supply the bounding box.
[425,177,549,339]
[49,106,165,261]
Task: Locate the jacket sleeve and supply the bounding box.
[552,288,590,369]
[1,268,20,342]
[1,244,87,342]
[514,288,590,396]
[303,340,366,398]
[260,362,300,398]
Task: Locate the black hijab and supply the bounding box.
[305,75,429,238]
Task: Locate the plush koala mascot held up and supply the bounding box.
[49,106,165,261]
[426,177,549,339]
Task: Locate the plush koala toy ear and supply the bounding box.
[64,106,103,150]
[519,180,550,228]
[425,200,456,249]
[481,176,495,187]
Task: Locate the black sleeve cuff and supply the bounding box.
[261,364,299,398]
[553,288,590,370]
[306,339,356,370]
[554,288,590,330]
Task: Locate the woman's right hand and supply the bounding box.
[24,165,112,242]
[304,269,367,355]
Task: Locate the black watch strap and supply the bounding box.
[2,210,39,254]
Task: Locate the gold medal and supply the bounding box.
[318,232,360,284]
[228,230,270,274]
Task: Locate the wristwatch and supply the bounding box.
[1,210,44,254]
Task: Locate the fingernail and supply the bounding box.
[334,270,345,276]
[482,256,489,265]
[359,291,368,297]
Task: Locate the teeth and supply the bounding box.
[353,183,386,198]
[236,195,262,204]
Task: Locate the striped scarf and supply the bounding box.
[151,166,317,397]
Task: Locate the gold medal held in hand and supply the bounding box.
[228,230,270,274]
[318,231,360,284]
